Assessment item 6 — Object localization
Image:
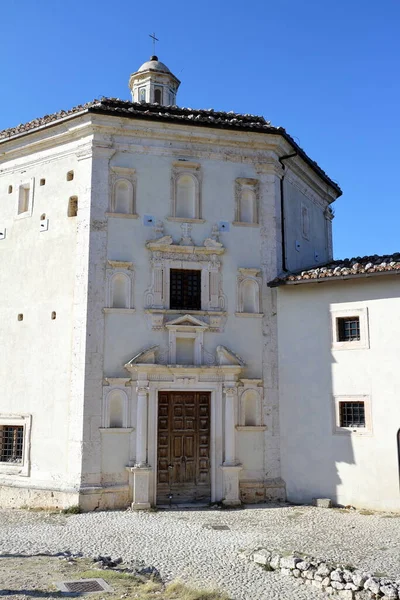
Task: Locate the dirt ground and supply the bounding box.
[0,555,227,600]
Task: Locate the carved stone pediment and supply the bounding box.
[125,345,159,367]
[216,345,245,367]
[124,343,245,372]
[146,222,225,256]
[166,314,209,330]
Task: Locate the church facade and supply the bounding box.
[1,56,397,512]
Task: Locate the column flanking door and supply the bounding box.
[157,391,211,504]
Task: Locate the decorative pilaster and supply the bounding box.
[222,384,242,506]
[130,382,151,509]
[135,384,149,467]
[324,206,334,262]
[223,386,238,466]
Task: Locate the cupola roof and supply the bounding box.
[137,56,172,75]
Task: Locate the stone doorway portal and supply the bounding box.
[157,391,211,505]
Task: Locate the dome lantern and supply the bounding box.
[129,55,180,106]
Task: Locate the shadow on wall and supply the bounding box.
[280,288,355,505]
[398,429,400,491]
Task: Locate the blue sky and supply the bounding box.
[2,0,399,260]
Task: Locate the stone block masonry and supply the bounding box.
[248,547,400,599]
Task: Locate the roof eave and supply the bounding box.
[269,269,400,288]
[0,108,91,146]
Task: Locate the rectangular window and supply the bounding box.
[0,425,24,463]
[339,402,365,428]
[337,317,360,342]
[170,269,201,310]
[139,88,146,102]
[18,185,30,214]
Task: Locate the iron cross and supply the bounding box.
[149,32,159,55]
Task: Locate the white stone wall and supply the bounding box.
[0,110,339,508]
[283,167,333,272]
[92,125,278,500]
[277,276,400,511]
[0,134,93,498]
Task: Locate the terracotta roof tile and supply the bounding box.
[0,98,341,195]
[269,253,400,286]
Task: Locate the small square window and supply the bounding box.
[0,425,24,463]
[333,395,371,435]
[339,402,365,428]
[331,306,369,350]
[40,178,46,186]
[170,269,201,310]
[0,415,31,475]
[66,171,74,181]
[8,185,13,194]
[337,317,360,342]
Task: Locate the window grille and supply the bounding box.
[339,402,365,428]
[337,317,360,342]
[0,426,23,463]
[170,269,201,310]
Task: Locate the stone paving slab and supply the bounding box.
[0,504,399,600]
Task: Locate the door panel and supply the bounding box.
[157,392,211,504]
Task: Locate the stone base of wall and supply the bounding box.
[240,478,286,504]
[0,484,80,510]
[0,483,131,512]
[79,486,131,511]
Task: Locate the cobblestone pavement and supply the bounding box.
[0,504,399,600]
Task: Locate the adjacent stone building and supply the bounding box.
[1,55,396,512]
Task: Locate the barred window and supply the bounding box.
[337,317,360,342]
[0,426,24,463]
[339,402,365,428]
[170,269,201,310]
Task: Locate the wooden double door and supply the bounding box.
[157,392,211,505]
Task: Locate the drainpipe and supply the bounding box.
[278,152,297,272]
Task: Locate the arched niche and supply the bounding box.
[240,188,256,223]
[113,179,133,214]
[241,389,261,427]
[176,174,196,219]
[111,273,130,309]
[241,279,259,314]
[106,389,128,428]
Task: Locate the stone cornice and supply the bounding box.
[0,116,94,163]
[125,363,243,378]
[146,241,225,255]
[107,260,134,269]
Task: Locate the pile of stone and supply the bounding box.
[250,549,400,599]
[92,554,161,581]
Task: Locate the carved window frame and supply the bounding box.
[235,268,263,317]
[233,178,259,227]
[145,252,226,313]
[105,260,135,313]
[169,161,204,223]
[108,166,137,218]
[166,321,208,366]
[0,414,31,476]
